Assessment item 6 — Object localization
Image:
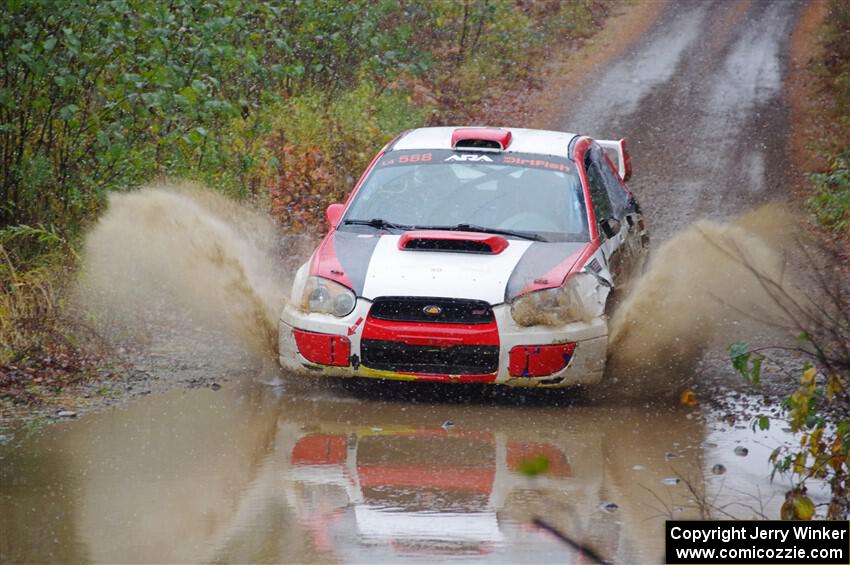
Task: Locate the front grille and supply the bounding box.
[361,340,499,375]
[369,297,494,324]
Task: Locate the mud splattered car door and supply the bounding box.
[584,144,626,283]
[595,143,648,289]
[585,143,648,289]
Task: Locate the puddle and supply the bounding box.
[0,378,820,563]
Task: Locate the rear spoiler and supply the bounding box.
[595,138,632,182]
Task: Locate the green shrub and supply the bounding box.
[823,0,850,123]
[731,345,850,520]
[0,0,611,236]
[808,152,850,234]
[0,0,425,231]
[806,1,850,235]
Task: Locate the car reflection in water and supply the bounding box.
[223,393,705,564]
[0,384,705,563]
[286,428,574,559]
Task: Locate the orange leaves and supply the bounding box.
[679,389,698,407]
[266,143,339,232]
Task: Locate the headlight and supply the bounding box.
[301,276,356,317]
[510,273,608,327]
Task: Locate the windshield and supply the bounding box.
[342,150,589,242]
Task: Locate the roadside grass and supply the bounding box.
[0,226,70,364]
[809,151,850,235]
[806,0,850,241]
[0,226,116,406]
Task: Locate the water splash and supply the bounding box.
[604,204,802,398]
[76,183,300,359]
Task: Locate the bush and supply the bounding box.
[0,225,73,364]
[264,82,431,229]
[731,347,850,520]
[806,0,850,237]
[0,0,425,231]
[809,152,850,234]
[0,0,611,236]
[260,0,610,227]
[725,235,849,519]
[822,0,850,124]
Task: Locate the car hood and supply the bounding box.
[362,234,534,304]
[325,231,588,305]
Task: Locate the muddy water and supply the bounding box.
[0,376,814,564]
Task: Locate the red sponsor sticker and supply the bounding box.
[380,152,433,167]
[501,155,571,172]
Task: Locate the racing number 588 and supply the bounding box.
[398,153,432,163]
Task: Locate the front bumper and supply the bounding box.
[278,299,607,388]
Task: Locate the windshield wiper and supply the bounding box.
[342,218,412,231]
[414,223,547,242]
[344,219,547,241]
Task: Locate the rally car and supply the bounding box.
[279,126,648,387]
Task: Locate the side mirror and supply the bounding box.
[596,138,632,181]
[600,217,621,239]
[325,203,344,227]
[619,138,632,182]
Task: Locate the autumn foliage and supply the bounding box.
[268,144,338,231]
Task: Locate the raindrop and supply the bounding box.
[734,446,749,457]
[662,477,681,486]
[712,464,727,475]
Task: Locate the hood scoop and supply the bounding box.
[398,230,509,254]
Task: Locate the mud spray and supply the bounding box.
[603,204,804,400]
[77,185,805,398]
[76,183,305,361]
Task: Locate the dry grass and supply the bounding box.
[0,230,112,406]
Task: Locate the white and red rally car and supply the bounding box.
[279,127,648,387]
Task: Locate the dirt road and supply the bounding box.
[1,2,813,563]
[560,0,800,242]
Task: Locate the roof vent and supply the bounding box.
[451,128,512,152]
[398,230,509,254]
